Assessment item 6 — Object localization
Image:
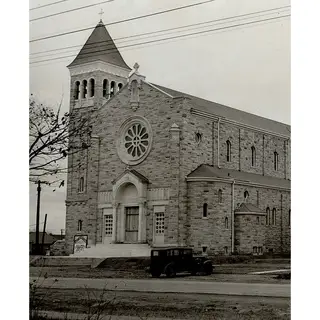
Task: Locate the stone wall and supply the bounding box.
[187,181,290,254]
[65,76,291,255]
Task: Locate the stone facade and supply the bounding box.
[64,21,291,255]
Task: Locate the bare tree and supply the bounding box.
[29,95,92,187]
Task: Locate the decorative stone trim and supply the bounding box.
[116,116,153,165]
[147,188,170,201]
[68,61,130,78]
[186,177,290,191]
[190,108,290,139]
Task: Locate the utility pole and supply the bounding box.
[41,214,47,255]
[35,180,41,254]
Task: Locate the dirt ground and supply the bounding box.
[29,263,290,284]
[32,287,290,320]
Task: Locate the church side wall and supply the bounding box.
[187,181,291,254]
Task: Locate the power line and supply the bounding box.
[30,0,215,40]
[30,14,290,65]
[30,5,290,57]
[30,0,73,11]
[30,221,45,227]
[30,0,114,20]
[30,10,290,61]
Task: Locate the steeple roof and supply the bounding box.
[68,20,130,69]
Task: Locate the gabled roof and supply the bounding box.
[187,164,290,189]
[68,20,130,69]
[151,83,290,136]
[112,169,149,185]
[234,203,264,214]
[29,232,61,244]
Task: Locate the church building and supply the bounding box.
[65,20,291,256]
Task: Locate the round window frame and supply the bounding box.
[116,116,153,165]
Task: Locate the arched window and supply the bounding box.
[79,177,84,193]
[77,220,82,232]
[82,80,88,98]
[266,207,270,225]
[89,78,95,97]
[103,79,109,98]
[118,83,123,91]
[203,203,208,218]
[225,217,229,229]
[274,151,279,171]
[74,81,80,100]
[251,146,256,167]
[244,191,249,201]
[218,189,223,203]
[272,208,276,225]
[226,140,231,162]
[289,209,291,226]
[110,81,115,97]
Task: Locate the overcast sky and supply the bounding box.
[29,0,290,234]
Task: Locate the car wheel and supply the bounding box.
[151,271,161,278]
[204,263,213,275]
[165,265,176,278]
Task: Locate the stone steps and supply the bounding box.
[71,243,152,258]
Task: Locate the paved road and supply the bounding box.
[30,277,290,298]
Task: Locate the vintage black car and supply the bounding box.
[148,246,213,278]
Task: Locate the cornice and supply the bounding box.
[190,108,290,140]
[186,176,291,191]
[68,61,130,78]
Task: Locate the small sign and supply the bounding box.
[73,235,88,253]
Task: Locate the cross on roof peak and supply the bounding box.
[98,8,104,22]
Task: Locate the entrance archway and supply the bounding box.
[111,170,148,244]
[117,183,139,243]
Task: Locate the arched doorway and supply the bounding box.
[117,182,140,243]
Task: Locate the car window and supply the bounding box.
[184,249,192,255]
[152,251,159,256]
[174,249,180,256]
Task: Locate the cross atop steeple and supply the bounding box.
[98,8,104,22]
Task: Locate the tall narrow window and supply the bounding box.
[103,79,109,98]
[110,81,115,97]
[79,177,84,193]
[266,207,270,225]
[289,209,291,226]
[244,191,249,201]
[203,203,208,218]
[118,83,123,91]
[226,140,231,162]
[274,151,279,171]
[77,220,82,232]
[82,80,88,98]
[256,190,260,206]
[218,189,223,203]
[272,208,276,225]
[74,81,80,100]
[89,78,95,97]
[251,146,256,167]
[225,217,229,229]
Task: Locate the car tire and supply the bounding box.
[151,271,161,278]
[204,263,213,275]
[165,265,176,278]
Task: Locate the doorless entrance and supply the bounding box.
[125,206,139,242]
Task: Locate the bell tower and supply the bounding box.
[67,19,131,110]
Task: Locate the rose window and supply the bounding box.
[117,116,153,165]
[124,124,149,158]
